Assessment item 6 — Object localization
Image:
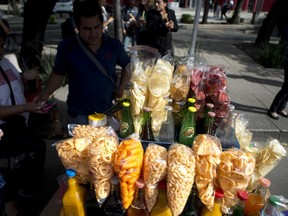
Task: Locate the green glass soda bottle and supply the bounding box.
[119,101,134,138]
[203,111,216,135]
[140,106,155,141]
[178,106,197,147]
[180,184,199,216]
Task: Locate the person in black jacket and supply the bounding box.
[144,0,179,56]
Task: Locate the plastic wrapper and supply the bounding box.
[235,113,253,151]
[167,144,196,216]
[216,148,255,213]
[55,137,92,184]
[170,64,191,102]
[143,144,168,212]
[192,134,222,210]
[87,126,119,206]
[114,135,144,209]
[56,125,118,184]
[248,138,287,191]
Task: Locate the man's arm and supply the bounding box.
[40,73,65,102]
[115,68,130,99]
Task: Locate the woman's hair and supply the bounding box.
[73,0,104,27]
[0,24,7,41]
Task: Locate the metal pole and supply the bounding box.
[189,0,202,56]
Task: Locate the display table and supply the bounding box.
[40,188,62,216]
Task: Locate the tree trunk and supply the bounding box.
[19,0,56,73]
[230,0,243,24]
[255,0,288,47]
[113,0,123,42]
[201,0,210,24]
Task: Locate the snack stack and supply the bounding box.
[56,137,91,184]
[217,149,255,213]
[192,134,222,210]
[143,144,168,212]
[114,137,144,209]
[167,144,196,216]
[88,128,119,205]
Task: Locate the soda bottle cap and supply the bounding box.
[237,190,248,201]
[143,106,151,112]
[165,106,172,111]
[122,101,131,107]
[268,196,280,206]
[135,178,145,188]
[158,180,167,190]
[188,106,197,113]
[214,189,224,199]
[208,111,216,117]
[188,98,196,104]
[259,177,271,188]
[206,103,214,109]
[110,175,119,185]
[66,168,76,178]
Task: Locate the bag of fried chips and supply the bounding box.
[192,134,222,210]
[88,126,119,206]
[143,143,168,212]
[167,144,196,216]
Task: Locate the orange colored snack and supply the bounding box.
[114,138,144,209]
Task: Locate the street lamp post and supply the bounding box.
[189,0,202,56]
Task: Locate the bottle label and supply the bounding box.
[120,122,129,134]
[181,127,195,138]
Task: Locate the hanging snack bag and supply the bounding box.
[192,134,222,211]
[167,144,196,216]
[143,144,168,212]
[114,135,144,209]
[88,126,119,206]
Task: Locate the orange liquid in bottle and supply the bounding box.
[244,194,265,215]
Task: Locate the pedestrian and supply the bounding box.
[145,0,179,56]
[267,7,288,120]
[0,25,46,215]
[38,0,130,125]
[122,0,140,51]
[221,0,231,20]
[99,0,114,34]
[136,0,151,45]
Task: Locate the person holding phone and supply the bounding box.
[0,25,46,215]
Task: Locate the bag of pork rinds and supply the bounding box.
[143,143,168,212]
[54,137,92,184]
[87,126,119,206]
[113,134,144,209]
[216,148,255,214]
[167,144,196,216]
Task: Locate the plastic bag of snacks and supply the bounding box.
[216,149,255,213]
[88,126,119,206]
[55,136,92,184]
[248,138,287,191]
[143,144,168,212]
[114,135,144,209]
[167,144,196,216]
[192,134,222,210]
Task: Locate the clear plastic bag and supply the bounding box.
[143,143,168,212]
[87,126,119,206]
[167,144,196,216]
[113,135,144,209]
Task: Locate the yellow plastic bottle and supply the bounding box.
[62,169,87,216]
[150,180,172,216]
[201,189,224,216]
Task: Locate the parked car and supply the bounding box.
[53,0,73,16]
